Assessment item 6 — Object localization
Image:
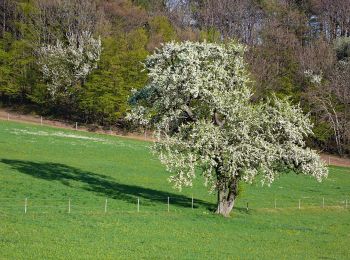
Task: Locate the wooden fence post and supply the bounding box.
[167,197,170,212]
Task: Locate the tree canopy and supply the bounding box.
[128,41,328,216]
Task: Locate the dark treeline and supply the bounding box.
[0,0,349,156]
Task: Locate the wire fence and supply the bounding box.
[0,196,199,214]
[4,112,79,130]
[2,112,139,138]
[249,197,349,210]
[0,196,348,215]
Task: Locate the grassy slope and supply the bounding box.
[0,120,349,259]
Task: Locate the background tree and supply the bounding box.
[36,31,101,117]
[127,41,328,216]
[78,29,148,125]
[305,37,350,156]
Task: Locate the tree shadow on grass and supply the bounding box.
[0,159,215,210]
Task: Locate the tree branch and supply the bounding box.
[182,104,196,121]
[213,110,225,127]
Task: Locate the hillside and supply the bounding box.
[0,120,349,259]
[1,110,349,167]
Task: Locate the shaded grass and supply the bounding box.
[0,120,349,259]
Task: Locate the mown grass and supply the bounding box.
[0,120,349,259]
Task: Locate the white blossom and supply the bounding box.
[37,31,102,97]
[304,69,323,85]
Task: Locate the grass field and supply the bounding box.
[0,120,349,259]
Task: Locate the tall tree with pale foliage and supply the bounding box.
[127,41,328,216]
[37,31,102,98]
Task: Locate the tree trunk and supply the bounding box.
[216,178,238,217]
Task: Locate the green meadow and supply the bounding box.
[0,120,349,259]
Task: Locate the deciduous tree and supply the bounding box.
[37,31,101,98]
[128,41,328,216]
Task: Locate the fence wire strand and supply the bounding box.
[0,196,348,214]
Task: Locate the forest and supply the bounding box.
[0,0,349,156]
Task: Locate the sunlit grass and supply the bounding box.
[0,120,349,259]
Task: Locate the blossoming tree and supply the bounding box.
[127,41,328,216]
[38,31,101,98]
